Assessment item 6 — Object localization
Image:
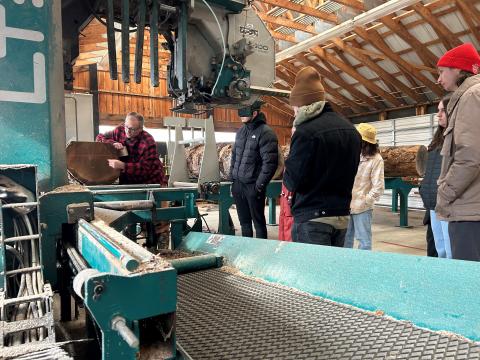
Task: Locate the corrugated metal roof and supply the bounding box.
[274,0,342,35]
[267,0,480,117]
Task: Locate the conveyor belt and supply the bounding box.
[177,269,480,360]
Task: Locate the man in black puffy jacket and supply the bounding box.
[230,100,279,239]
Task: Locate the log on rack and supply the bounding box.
[185,143,284,181]
[380,145,427,178]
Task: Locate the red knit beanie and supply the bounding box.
[437,43,480,74]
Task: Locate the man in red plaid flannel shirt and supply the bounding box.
[96,112,166,185]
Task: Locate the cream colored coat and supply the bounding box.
[350,153,385,215]
[436,74,480,221]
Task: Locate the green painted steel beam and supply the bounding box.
[179,232,480,342]
[121,0,130,83]
[134,0,146,84]
[150,0,159,87]
[0,1,66,191]
[106,0,118,80]
[385,177,416,227]
[169,254,223,274]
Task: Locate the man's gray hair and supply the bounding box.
[126,112,144,126]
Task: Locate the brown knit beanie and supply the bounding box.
[289,66,325,107]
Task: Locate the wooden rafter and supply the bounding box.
[253,0,268,13]
[354,26,444,97]
[316,52,378,101]
[411,3,462,50]
[310,47,402,106]
[264,96,294,116]
[380,16,438,68]
[332,0,364,11]
[332,46,394,97]
[455,0,480,45]
[293,54,378,109]
[331,38,426,104]
[285,11,295,20]
[257,12,317,34]
[258,0,337,23]
[460,0,480,25]
[396,28,478,58]
[276,66,296,85]
[349,41,386,60]
[270,31,297,43]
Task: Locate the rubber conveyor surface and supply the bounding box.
[177,269,480,360]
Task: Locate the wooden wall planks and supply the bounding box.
[73,70,294,145]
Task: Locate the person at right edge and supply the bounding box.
[283,66,361,246]
[436,43,480,261]
[419,94,452,259]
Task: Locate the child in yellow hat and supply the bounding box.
[344,123,385,250]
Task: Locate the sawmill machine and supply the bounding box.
[0,1,281,358]
[62,0,287,112]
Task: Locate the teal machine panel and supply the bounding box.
[179,232,480,342]
[0,1,66,191]
[75,219,177,360]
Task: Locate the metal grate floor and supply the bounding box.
[177,269,480,360]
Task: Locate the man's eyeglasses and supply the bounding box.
[125,125,141,133]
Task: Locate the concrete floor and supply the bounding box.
[196,203,427,257]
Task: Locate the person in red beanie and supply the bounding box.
[436,43,480,261]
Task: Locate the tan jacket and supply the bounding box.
[350,153,385,215]
[436,74,480,221]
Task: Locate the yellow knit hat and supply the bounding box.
[357,123,377,144]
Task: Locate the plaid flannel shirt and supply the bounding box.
[350,153,385,215]
[96,125,166,185]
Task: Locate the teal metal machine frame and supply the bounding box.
[76,219,177,360]
[201,180,282,235]
[39,185,201,287]
[385,177,418,227]
[179,231,480,342]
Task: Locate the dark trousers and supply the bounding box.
[423,211,438,257]
[292,220,346,247]
[426,222,438,257]
[449,221,480,261]
[232,181,267,239]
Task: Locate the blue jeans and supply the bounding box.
[430,210,452,258]
[344,209,373,250]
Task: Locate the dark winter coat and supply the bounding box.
[419,148,442,210]
[283,103,362,223]
[230,113,279,190]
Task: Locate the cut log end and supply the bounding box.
[380,145,427,178]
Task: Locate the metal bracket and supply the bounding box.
[67,202,93,224]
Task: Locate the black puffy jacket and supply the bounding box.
[419,148,442,210]
[230,113,278,190]
[284,104,361,222]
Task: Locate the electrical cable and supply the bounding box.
[200,0,226,96]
